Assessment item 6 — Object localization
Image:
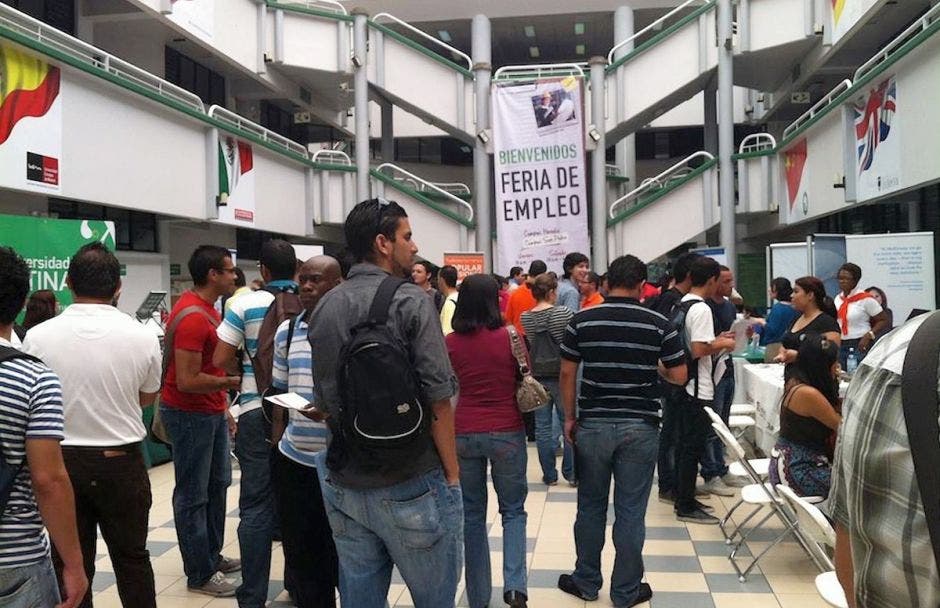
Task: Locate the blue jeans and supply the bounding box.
[0,555,61,607]
[535,378,574,484]
[457,431,528,608]
[571,419,659,607]
[235,408,274,607]
[315,452,464,608]
[160,405,232,588]
[701,371,734,480]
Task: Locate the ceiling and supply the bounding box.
[343,0,680,22]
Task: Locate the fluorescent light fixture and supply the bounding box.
[529,46,540,58]
[524,25,536,38]
[575,44,586,55]
[574,22,585,35]
[438,30,452,42]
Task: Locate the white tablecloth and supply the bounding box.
[740,364,786,455]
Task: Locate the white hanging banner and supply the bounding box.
[217,135,256,226]
[492,76,590,275]
[853,74,901,202]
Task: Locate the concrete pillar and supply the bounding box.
[472,15,492,269]
[352,9,370,202]
[717,0,737,276]
[590,57,609,272]
[613,6,637,188]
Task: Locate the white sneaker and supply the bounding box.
[722,473,749,488]
[701,476,736,497]
[188,571,237,597]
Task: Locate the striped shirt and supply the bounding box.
[272,315,327,467]
[829,315,940,608]
[217,280,298,416]
[521,306,574,346]
[0,339,64,568]
[560,297,684,419]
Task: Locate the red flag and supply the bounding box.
[784,138,807,210]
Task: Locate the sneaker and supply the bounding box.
[676,507,721,525]
[566,478,579,488]
[504,589,528,607]
[701,477,736,497]
[616,582,653,607]
[658,489,676,504]
[695,486,710,497]
[189,571,237,597]
[722,473,749,488]
[694,499,716,513]
[557,574,598,601]
[543,478,559,487]
[216,555,241,574]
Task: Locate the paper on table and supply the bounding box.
[265,392,315,411]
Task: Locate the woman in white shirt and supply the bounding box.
[834,263,888,369]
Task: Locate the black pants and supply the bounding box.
[271,449,338,608]
[675,395,713,512]
[657,384,685,493]
[55,444,155,608]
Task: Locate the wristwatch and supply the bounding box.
[866,330,876,340]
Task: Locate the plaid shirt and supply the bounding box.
[829,314,940,608]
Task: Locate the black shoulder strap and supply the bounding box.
[901,311,940,570]
[368,276,406,326]
[0,345,40,365]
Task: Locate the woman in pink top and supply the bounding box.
[446,274,529,608]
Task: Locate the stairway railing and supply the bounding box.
[609,151,715,221]
[372,12,472,72]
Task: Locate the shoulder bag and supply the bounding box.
[507,325,550,413]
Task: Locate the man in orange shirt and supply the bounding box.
[504,259,546,334]
[580,272,605,309]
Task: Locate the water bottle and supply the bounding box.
[749,333,760,354]
[846,348,859,374]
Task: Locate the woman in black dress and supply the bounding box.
[774,277,841,374]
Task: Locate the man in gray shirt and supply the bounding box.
[309,198,461,608]
[557,251,590,312]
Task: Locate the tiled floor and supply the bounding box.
[90,446,829,607]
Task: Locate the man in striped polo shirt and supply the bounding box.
[0,246,86,607]
[214,239,298,608]
[270,255,342,608]
[556,255,687,608]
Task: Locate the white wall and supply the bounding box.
[115,251,170,316]
[248,148,308,237]
[92,20,167,77]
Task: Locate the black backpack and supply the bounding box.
[668,299,702,397]
[329,276,431,472]
[0,346,42,514]
[527,312,561,378]
[248,285,304,397]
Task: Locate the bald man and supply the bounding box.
[269,255,342,608]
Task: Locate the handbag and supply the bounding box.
[507,325,550,413]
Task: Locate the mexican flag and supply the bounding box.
[218,136,255,225]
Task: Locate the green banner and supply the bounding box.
[0,214,116,311]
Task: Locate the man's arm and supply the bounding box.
[430,399,459,485]
[27,438,88,608]
[176,349,240,394]
[690,336,736,359]
[560,358,578,444]
[658,361,687,386]
[139,391,158,407]
[212,341,241,375]
[835,522,856,608]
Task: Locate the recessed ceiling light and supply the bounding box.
[524,25,536,38]
[574,22,585,35]
[529,46,540,58]
[438,30,452,42]
[575,44,585,55]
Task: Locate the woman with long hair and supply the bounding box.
[768,333,842,497]
[774,276,841,371]
[520,273,575,486]
[445,274,528,608]
[22,290,58,331]
[749,277,799,346]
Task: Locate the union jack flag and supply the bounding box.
[854,77,896,174]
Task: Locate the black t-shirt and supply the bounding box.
[646,287,682,317]
[780,313,840,351]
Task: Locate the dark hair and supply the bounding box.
[838,262,862,285]
[509,266,523,279]
[439,265,458,289]
[607,255,647,290]
[794,276,837,318]
[23,290,57,330]
[865,285,888,309]
[527,260,547,276]
[189,245,232,286]
[259,239,297,280]
[672,252,702,284]
[492,273,509,289]
[531,273,558,301]
[67,243,121,299]
[414,260,433,274]
[562,252,589,279]
[689,256,720,287]
[337,248,356,279]
[452,274,502,333]
[791,332,840,407]
[233,267,246,288]
[0,246,30,325]
[719,265,731,273]
[344,198,408,263]
[771,277,793,302]
[583,271,601,289]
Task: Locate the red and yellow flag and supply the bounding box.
[784,138,808,210]
[0,43,61,145]
[831,0,846,24]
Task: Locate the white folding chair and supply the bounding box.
[776,485,849,608]
[730,403,757,416]
[703,406,768,479]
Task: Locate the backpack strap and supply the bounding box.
[901,311,940,570]
[162,304,220,386]
[0,346,41,365]
[368,276,407,326]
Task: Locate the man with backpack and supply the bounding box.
[556,255,687,607]
[673,257,736,524]
[213,239,302,608]
[308,198,461,608]
[0,246,87,608]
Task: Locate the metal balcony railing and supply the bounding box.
[609,151,715,220]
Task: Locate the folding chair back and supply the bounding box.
[775,485,836,552]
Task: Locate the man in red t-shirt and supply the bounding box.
[160,245,242,598]
[504,259,546,335]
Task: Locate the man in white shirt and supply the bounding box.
[24,243,162,607]
[439,265,459,335]
[674,257,736,525]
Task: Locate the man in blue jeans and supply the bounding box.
[309,199,462,608]
[557,255,687,607]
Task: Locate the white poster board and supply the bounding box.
[844,232,936,324]
[768,242,810,285]
[852,75,901,201]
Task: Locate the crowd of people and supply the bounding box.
[0,196,935,608]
